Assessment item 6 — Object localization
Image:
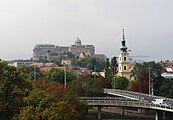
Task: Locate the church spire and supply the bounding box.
[120,28,127,52]
[123,28,125,41]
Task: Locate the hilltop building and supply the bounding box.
[117,29,133,80]
[33,37,95,61]
[69,37,95,57]
[33,44,61,61]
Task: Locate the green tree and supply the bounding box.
[70,75,104,97]
[130,61,164,94]
[127,80,139,92]
[0,60,32,120]
[160,79,172,98]
[63,52,75,58]
[113,76,129,90]
[43,68,76,85]
[110,56,118,75]
[73,58,105,72]
[18,66,44,80]
[105,58,110,77]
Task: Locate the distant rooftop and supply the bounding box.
[161,73,173,79]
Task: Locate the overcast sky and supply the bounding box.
[0,0,173,61]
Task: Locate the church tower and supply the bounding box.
[117,29,131,80]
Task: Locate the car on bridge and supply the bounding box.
[151,99,165,104]
[151,99,171,108]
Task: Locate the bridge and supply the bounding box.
[80,89,173,120]
[104,88,173,103]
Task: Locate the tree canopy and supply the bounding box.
[113,76,129,90]
[43,68,76,85]
[16,79,87,120]
[0,60,32,120]
[72,58,105,72]
[130,61,165,94]
[70,75,104,97]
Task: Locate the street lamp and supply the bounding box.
[94,65,96,79]
[30,63,37,80]
[34,66,36,81]
[113,66,116,88]
[64,64,67,87]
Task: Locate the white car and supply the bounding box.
[151,99,165,105]
[151,99,171,108]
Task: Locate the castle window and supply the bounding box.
[124,66,126,70]
[124,57,126,61]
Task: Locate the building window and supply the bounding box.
[124,57,126,61]
[120,66,121,70]
[124,66,126,70]
[120,57,121,61]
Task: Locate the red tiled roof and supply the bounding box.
[39,66,65,71]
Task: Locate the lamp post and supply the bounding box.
[151,78,154,95]
[34,66,36,81]
[94,65,96,79]
[64,65,67,87]
[30,63,37,80]
[113,66,116,88]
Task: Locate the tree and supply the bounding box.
[43,68,76,85]
[70,75,104,97]
[105,58,111,77]
[113,76,129,90]
[110,56,118,75]
[127,80,139,92]
[159,79,173,98]
[18,66,44,80]
[16,79,87,120]
[0,60,32,120]
[100,77,112,89]
[63,52,75,58]
[73,58,105,72]
[130,61,164,94]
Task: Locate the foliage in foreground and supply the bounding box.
[0,60,32,120]
[16,79,88,120]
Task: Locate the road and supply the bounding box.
[104,89,173,108]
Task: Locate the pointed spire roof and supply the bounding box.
[120,29,128,52]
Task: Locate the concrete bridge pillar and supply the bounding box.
[165,112,173,120]
[98,106,101,120]
[155,110,163,120]
[122,107,125,115]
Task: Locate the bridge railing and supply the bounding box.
[79,97,132,101]
[82,99,173,112]
[104,89,141,100]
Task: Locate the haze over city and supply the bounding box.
[0,0,173,61]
